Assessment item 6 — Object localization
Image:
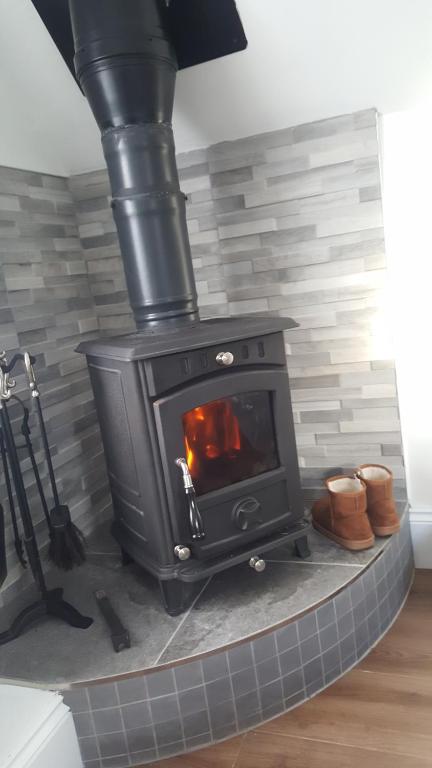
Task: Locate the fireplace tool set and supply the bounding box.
[0,350,93,646]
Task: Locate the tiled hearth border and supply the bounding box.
[63,510,413,767]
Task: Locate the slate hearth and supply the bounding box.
[0,504,413,767]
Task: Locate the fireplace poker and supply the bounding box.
[0,503,6,587]
[23,352,86,571]
[15,395,53,535]
[0,425,26,567]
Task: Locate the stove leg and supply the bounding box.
[159,579,205,617]
[294,535,311,559]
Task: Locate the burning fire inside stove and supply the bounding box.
[182,393,278,496]
[183,399,242,488]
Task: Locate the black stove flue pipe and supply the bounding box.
[68,0,199,329]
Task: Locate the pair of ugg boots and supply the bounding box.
[312,464,400,551]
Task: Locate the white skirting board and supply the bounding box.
[410,510,432,568]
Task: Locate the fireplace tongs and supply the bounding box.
[175,458,206,541]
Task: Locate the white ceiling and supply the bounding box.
[1,0,432,177]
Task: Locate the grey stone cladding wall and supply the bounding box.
[0,166,110,606]
[69,107,405,504]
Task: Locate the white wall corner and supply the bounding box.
[410,509,432,569]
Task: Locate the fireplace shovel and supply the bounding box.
[23,352,86,571]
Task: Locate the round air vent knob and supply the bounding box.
[174,545,191,561]
[233,497,262,531]
[249,555,266,573]
[216,351,234,366]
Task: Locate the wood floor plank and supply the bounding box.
[259,668,432,760]
[235,731,432,768]
[409,569,432,595]
[149,735,245,767]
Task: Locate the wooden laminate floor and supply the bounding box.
[150,569,432,768]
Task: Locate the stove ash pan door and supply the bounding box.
[154,368,303,560]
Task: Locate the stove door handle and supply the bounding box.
[186,487,206,541]
[175,458,206,541]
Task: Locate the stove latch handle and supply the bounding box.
[175,458,206,541]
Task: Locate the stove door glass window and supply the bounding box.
[182,391,278,495]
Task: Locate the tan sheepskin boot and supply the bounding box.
[312,475,375,551]
[356,464,400,537]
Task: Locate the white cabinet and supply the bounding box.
[0,684,82,768]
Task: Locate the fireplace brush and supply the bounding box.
[0,352,93,646]
[23,352,86,570]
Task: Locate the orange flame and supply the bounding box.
[183,399,242,483]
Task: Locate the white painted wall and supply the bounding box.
[174,0,432,154]
[2,0,432,175]
[381,109,432,566]
[0,0,99,176]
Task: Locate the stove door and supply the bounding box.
[153,368,303,558]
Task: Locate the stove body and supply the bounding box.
[80,319,307,613]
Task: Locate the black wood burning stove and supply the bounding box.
[69,0,310,615]
[78,320,309,614]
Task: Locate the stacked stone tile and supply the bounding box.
[70,108,404,505]
[0,166,110,605]
[0,108,404,602]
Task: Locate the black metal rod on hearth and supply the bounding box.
[68,0,199,329]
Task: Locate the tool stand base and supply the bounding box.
[0,588,93,646]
